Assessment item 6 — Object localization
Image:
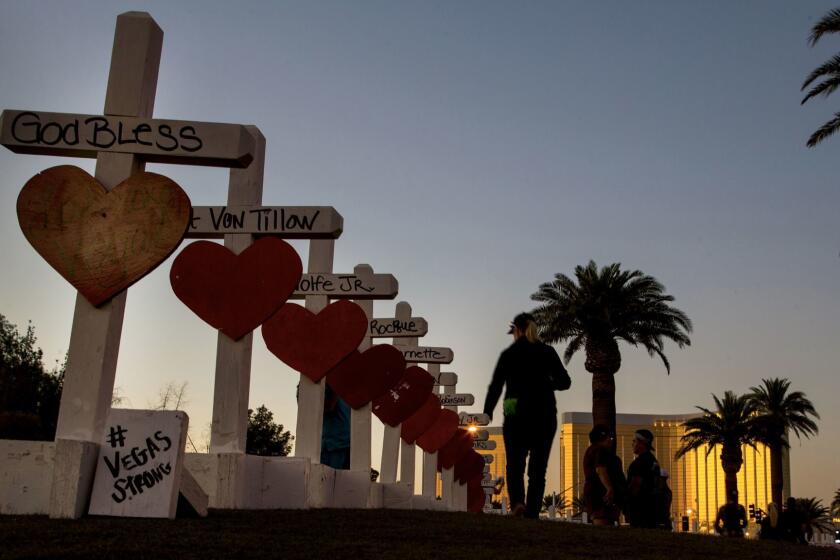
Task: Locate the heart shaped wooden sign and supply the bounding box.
[415,408,458,453]
[467,477,485,513]
[170,237,302,341]
[400,394,442,444]
[261,300,368,382]
[437,428,473,471]
[455,450,485,485]
[17,165,191,306]
[372,366,434,427]
[326,344,406,409]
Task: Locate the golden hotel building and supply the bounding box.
[557,412,789,531]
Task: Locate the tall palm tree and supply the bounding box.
[675,391,758,502]
[531,261,692,436]
[801,8,840,146]
[748,378,819,508]
[795,497,834,541]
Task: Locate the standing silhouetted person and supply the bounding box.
[625,429,670,529]
[482,312,571,518]
[583,425,624,526]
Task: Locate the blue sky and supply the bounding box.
[1,1,838,504]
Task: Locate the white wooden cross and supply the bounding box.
[286,261,399,470]
[403,347,454,505]
[370,302,428,488]
[0,12,259,518]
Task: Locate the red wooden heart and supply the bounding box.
[455,450,485,485]
[170,237,302,341]
[17,165,191,306]
[400,394,442,444]
[261,300,368,382]
[437,429,473,471]
[467,477,485,513]
[372,366,434,427]
[415,408,459,453]
[326,344,406,409]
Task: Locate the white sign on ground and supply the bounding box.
[439,394,474,407]
[458,412,490,426]
[89,409,188,518]
[473,440,497,451]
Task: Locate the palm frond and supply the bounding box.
[530,260,691,374]
[809,8,840,46]
[806,111,840,147]
[676,391,758,459]
[802,73,840,105]
[801,53,840,90]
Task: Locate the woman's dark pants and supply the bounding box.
[503,413,557,519]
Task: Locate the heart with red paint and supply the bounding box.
[326,344,406,409]
[170,237,302,341]
[262,300,368,382]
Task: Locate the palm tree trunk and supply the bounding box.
[591,372,616,437]
[720,444,743,501]
[585,337,621,439]
[769,442,785,507]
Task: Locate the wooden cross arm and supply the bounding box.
[0,109,255,168]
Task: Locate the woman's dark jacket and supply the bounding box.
[482,337,570,420]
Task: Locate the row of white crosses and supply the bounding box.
[0,11,494,516]
[0,11,398,516]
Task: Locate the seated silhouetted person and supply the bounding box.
[714,490,747,537]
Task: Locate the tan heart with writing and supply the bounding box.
[17,165,191,306]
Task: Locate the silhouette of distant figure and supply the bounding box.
[780,497,807,544]
[482,312,571,519]
[625,429,671,529]
[583,425,624,526]
[715,490,748,537]
[321,384,350,469]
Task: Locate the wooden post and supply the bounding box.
[294,239,335,461]
[209,127,265,458]
[421,363,440,501]
[49,12,162,519]
[379,302,415,484]
[350,264,374,473]
[440,381,457,510]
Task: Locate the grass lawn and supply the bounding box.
[1,509,839,560]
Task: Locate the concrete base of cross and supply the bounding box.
[1,438,100,518]
[0,439,207,518]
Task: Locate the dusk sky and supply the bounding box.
[1,1,838,504]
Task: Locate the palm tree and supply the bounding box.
[832,488,840,518]
[675,391,758,502]
[801,8,840,146]
[541,493,567,513]
[748,378,819,508]
[531,261,692,436]
[796,497,834,541]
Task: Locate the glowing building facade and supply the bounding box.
[557,412,790,531]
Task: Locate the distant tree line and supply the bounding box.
[0,314,293,457]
